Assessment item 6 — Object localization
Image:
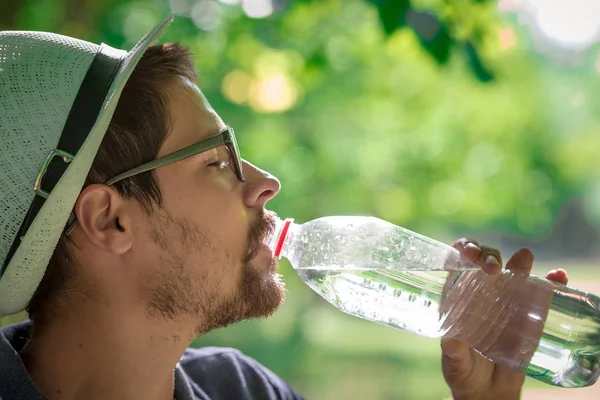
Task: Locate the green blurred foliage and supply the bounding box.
[2,0,600,399]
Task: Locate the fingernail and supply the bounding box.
[485,254,500,266]
[465,242,480,251]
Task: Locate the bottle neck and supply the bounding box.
[265,217,295,258]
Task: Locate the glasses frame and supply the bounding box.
[64,127,245,235]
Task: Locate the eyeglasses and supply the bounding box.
[65,126,245,235]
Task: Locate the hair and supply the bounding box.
[26,43,198,324]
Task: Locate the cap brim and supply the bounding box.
[0,13,175,316]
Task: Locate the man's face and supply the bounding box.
[131,78,284,333]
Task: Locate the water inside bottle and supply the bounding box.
[297,267,600,388]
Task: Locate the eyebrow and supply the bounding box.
[160,125,222,159]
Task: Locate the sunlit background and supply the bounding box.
[1,0,600,398]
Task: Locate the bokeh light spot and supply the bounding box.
[242,0,273,19]
[249,74,298,113]
[222,70,253,104]
[570,92,585,109]
[191,0,222,31]
[463,142,502,181]
[123,8,156,44]
[499,27,517,51]
[169,0,197,16]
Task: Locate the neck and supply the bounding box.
[20,304,197,400]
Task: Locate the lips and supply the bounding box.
[243,210,278,263]
[260,242,273,254]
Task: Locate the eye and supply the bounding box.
[208,160,230,170]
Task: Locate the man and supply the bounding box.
[0,14,567,400]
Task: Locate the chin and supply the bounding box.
[193,272,286,335]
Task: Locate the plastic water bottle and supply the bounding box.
[265,215,600,388]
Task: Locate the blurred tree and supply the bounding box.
[368,0,495,81]
[2,1,600,399]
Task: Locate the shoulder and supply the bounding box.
[180,347,303,400]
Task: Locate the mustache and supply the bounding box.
[243,209,278,263]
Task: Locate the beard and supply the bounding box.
[144,209,285,334]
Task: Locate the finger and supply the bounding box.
[452,238,482,262]
[452,239,503,275]
[441,338,473,384]
[545,268,568,285]
[477,246,503,275]
[505,248,534,276]
[441,338,477,396]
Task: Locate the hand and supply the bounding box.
[440,239,568,400]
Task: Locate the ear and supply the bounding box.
[73,184,133,255]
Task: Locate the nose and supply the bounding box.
[241,160,281,208]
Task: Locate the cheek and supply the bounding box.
[163,173,249,260]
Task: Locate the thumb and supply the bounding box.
[441,338,470,361]
[441,338,473,377]
[441,338,488,400]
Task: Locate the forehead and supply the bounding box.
[158,78,226,157]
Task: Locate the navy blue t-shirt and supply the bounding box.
[0,322,303,400]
